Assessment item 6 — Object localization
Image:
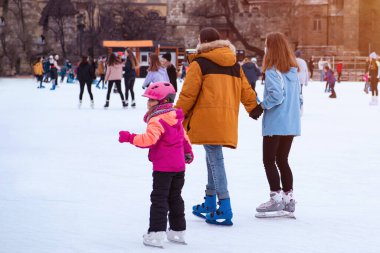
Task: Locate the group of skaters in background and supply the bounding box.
[32,54,72,90]
[310,53,380,103]
[32,46,380,108]
[31,49,186,109]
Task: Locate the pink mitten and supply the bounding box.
[118,131,135,144]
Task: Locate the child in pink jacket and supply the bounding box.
[118,82,193,248]
[363,72,370,94]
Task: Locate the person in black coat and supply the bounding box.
[162,52,178,91]
[48,55,59,90]
[368,54,379,105]
[124,48,139,107]
[77,56,95,108]
[308,56,314,79]
[241,57,262,91]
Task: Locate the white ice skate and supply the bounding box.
[369,96,378,106]
[255,191,296,219]
[78,100,82,109]
[143,231,165,248]
[90,100,94,109]
[167,229,187,245]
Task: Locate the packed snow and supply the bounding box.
[0,77,379,253]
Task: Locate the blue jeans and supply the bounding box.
[320,70,324,81]
[204,145,230,200]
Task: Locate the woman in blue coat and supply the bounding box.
[250,32,302,216]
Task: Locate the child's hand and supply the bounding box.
[119,131,135,144]
[185,153,194,164]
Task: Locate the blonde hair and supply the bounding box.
[262,32,299,73]
[126,48,138,69]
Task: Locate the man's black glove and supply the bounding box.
[249,104,264,120]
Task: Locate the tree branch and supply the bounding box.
[204,13,226,19]
[198,0,264,56]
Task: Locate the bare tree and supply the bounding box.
[39,0,77,58]
[0,0,24,74]
[193,0,264,56]
[0,24,18,74]
[98,1,166,42]
[0,0,8,74]
[7,0,32,53]
[79,0,98,58]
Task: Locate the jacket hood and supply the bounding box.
[194,40,237,67]
[152,109,184,126]
[283,67,299,82]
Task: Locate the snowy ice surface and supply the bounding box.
[0,77,379,253]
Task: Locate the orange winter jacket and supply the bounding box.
[175,40,258,148]
[33,62,43,76]
[97,61,105,76]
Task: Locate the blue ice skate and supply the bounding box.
[205,198,233,226]
[192,194,216,219]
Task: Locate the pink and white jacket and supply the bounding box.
[105,63,123,81]
[125,109,192,172]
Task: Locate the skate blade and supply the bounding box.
[255,211,296,219]
[192,211,206,219]
[143,242,164,248]
[168,239,187,245]
[206,218,233,226]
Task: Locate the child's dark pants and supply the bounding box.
[149,171,186,232]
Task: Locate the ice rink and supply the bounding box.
[0,77,379,253]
